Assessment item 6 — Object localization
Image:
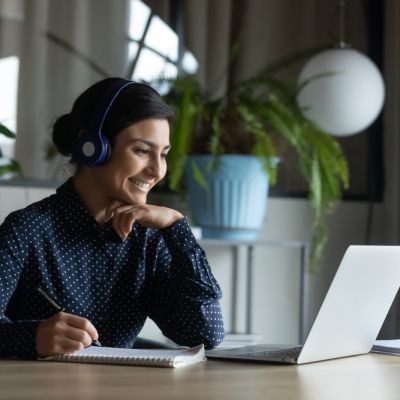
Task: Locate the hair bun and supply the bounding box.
[52,113,79,156]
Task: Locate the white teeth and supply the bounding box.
[130,179,150,190]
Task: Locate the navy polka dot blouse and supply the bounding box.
[0,179,225,358]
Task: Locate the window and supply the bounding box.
[128,0,197,93]
[0,55,19,158]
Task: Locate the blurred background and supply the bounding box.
[0,0,399,346]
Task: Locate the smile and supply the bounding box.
[129,179,151,191]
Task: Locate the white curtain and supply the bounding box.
[376,0,400,337]
[146,0,355,95]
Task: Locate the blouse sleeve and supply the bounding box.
[144,218,225,349]
[0,213,41,358]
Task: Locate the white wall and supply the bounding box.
[0,183,378,345]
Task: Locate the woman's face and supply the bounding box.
[93,118,171,205]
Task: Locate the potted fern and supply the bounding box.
[156,54,349,273]
[0,123,21,178]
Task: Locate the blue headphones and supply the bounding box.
[74,79,136,167]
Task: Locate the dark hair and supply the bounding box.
[52,78,175,160]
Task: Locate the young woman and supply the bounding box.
[0,78,224,358]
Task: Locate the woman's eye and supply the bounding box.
[135,148,150,155]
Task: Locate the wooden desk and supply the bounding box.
[1,354,399,400]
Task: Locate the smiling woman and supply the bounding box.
[51,79,185,236]
[96,121,172,205]
[73,119,181,238]
[0,77,225,359]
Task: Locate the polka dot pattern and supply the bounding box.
[0,179,225,358]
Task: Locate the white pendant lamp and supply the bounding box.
[296,1,385,137]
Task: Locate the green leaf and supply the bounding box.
[0,159,22,176]
[167,78,199,192]
[237,104,278,183]
[190,160,209,190]
[309,219,328,274]
[168,155,187,191]
[208,113,224,156]
[309,151,322,221]
[0,123,16,139]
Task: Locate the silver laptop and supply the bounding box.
[206,245,400,364]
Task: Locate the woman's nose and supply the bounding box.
[145,156,164,179]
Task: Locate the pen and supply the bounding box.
[37,286,102,347]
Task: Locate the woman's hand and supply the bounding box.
[36,312,99,357]
[105,202,184,240]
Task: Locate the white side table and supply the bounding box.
[199,238,309,343]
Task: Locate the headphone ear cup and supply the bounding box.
[74,133,110,167]
[74,80,135,167]
[102,137,111,164]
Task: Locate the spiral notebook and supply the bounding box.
[371,340,400,356]
[40,344,206,368]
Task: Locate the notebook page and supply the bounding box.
[64,345,204,360]
[373,339,400,348]
[371,339,400,356]
[42,344,206,368]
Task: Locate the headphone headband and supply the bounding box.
[74,79,136,167]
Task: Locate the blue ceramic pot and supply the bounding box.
[184,155,269,240]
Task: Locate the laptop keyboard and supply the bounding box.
[246,345,303,358]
